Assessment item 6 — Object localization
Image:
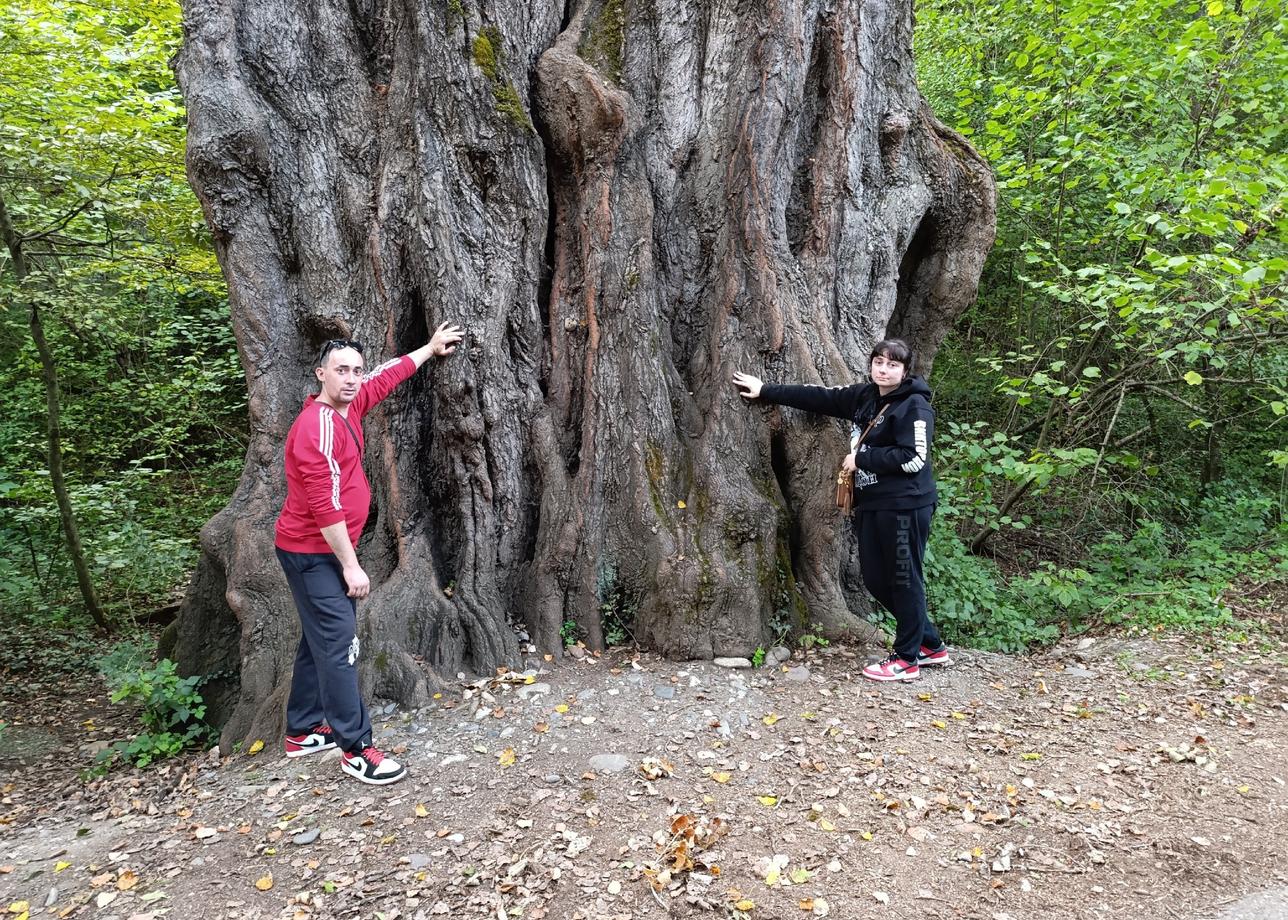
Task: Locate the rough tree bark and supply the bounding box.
[171,0,995,748]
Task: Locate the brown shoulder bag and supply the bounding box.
[836,406,887,513]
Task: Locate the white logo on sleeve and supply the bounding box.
[901,420,928,473]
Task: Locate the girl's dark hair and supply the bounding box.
[869,338,915,374]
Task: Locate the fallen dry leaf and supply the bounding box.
[116,870,139,891]
[255,874,273,891]
[247,739,265,755]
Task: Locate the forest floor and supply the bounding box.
[2,624,1287,920]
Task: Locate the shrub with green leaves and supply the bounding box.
[99,653,212,768]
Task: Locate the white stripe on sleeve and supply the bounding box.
[319,409,343,510]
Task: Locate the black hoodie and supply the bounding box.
[758,376,937,511]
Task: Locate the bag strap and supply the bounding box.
[852,404,888,451]
[334,410,364,460]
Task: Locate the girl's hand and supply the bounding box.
[841,452,857,473]
[732,371,762,399]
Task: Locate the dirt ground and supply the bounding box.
[2,630,1286,920]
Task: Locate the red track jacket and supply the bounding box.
[274,355,416,554]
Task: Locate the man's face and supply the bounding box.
[315,347,365,406]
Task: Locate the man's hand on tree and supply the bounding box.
[429,322,465,357]
[343,564,371,599]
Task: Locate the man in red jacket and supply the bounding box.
[274,322,463,785]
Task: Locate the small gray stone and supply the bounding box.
[383,703,397,715]
[1063,666,1097,679]
[589,753,631,773]
[712,657,753,669]
[45,887,58,908]
[785,665,811,683]
[769,646,792,664]
[440,754,468,767]
[567,645,586,659]
[653,686,676,700]
[543,773,563,785]
[292,827,321,846]
[408,853,431,869]
[576,688,599,701]
[517,682,552,700]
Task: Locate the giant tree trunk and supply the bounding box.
[172,0,994,748]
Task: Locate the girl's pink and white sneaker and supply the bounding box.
[862,655,920,682]
[916,645,953,667]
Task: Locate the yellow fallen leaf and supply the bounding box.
[757,795,778,807]
[498,748,516,767]
[524,675,536,684]
[247,739,265,756]
[762,713,779,726]
[917,692,933,702]
[8,904,30,916]
[951,711,968,720]
[860,830,873,841]
[764,868,780,886]
[711,772,731,784]
[931,720,947,729]
[734,899,754,911]
[818,818,836,832]
[254,875,273,891]
[554,704,569,714]
[414,803,429,818]
[116,870,139,891]
[799,898,815,911]
[677,500,687,509]
[801,712,817,721]
[1238,785,1251,794]
[54,862,71,873]
[1020,752,1042,761]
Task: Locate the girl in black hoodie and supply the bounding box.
[733,339,951,682]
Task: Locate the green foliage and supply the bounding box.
[560,618,579,648]
[0,0,244,626]
[751,646,766,668]
[915,0,1287,648]
[796,624,830,650]
[98,653,212,768]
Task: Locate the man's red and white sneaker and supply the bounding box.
[284,725,337,758]
[862,654,920,682]
[916,645,953,667]
[340,746,407,785]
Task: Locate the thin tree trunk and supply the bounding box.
[173,0,996,749]
[0,191,111,632]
